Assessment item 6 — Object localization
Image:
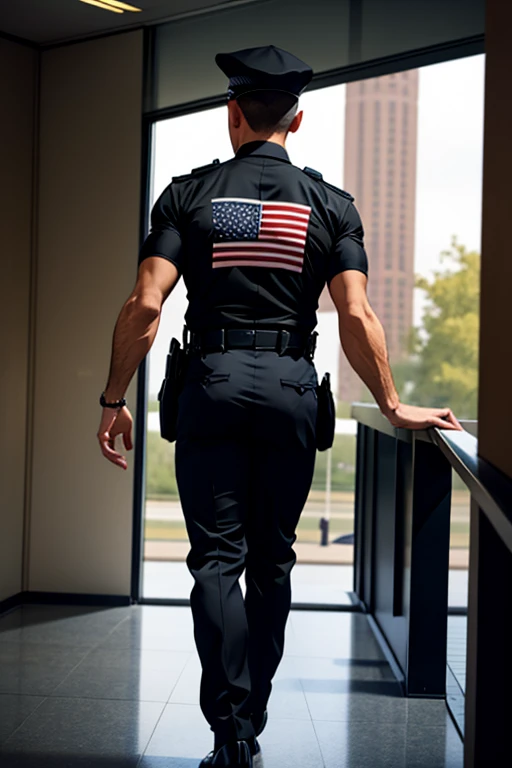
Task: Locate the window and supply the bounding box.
[143,55,484,617]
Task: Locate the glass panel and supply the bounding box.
[143,110,233,599]
[154,0,350,111]
[141,85,355,605]
[151,0,484,114]
[446,467,469,735]
[154,0,349,112]
[361,0,484,62]
[449,471,470,609]
[142,54,484,612]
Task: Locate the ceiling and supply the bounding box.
[0,0,260,46]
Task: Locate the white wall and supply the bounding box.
[29,31,144,595]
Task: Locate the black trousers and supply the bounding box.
[174,346,318,745]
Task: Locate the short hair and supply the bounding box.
[237,91,299,134]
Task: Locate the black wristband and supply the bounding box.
[100,391,127,409]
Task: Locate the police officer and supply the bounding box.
[97,45,463,768]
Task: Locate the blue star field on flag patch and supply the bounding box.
[212,200,262,241]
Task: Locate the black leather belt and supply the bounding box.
[185,327,318,359]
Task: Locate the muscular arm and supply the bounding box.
[103,257,180,402]
[329,270,462,431]
[329,270,399,418]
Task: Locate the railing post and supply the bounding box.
[392,438,411,617]
[464,499,512,767]
[353,423,376,610]
[405,436,452,696]
[353,423,366,598]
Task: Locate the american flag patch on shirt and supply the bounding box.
[211,197,311,273]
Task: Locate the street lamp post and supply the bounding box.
[320,445,332,546]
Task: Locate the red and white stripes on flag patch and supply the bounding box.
[211,197,311,273]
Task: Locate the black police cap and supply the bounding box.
[215,45,313,100]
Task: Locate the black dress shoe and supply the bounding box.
[199,739,252,767]
[246,735,261,757]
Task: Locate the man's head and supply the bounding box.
[215,45,312,151]
[226,90,303,151]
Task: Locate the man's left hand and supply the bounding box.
[97,406,133,470]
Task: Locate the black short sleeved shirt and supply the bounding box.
[140,183,183,273]
[138,140,368,334]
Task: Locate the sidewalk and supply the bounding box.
[144,540,469,568]
[144,540,354,564]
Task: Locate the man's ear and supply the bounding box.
[288,110,303,134]
[227,99,243,129]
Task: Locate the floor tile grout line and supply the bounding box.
[0,605,134,633]
[40,614,136,695]
[135,642,197,766]
[1,695,49,747]
[282,653,389,662]
[14,692,189,704]
[134,696,174,767]
[4,646,194,706]
[308,717,461,726]
[134,699,168,768]
[297,674,327,768]
[165,651,195,704]
[0,610,150,710]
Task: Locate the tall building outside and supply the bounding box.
[318,70,419,405]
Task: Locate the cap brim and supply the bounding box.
[215,52,237,77]
[233,87,300,100]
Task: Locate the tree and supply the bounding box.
[407,238,480,420]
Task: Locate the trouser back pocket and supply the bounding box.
[201,372,231,387]
[280,378,317,396]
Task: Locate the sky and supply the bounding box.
[146,54,485,398]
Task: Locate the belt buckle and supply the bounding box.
[277,329,291,356]
[245,329,256,349]
[255,329,276,350]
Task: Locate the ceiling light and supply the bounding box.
[100,0,142,10]
[79,0,124,12]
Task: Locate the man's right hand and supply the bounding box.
[385,403,463,431]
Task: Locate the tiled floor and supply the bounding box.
[0,604,464,767]
[446,616,467,736]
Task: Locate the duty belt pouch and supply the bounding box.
[158,337,187,442]
[316,372,336,451]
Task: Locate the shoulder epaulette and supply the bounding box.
[301,166,354,202]
[172,158,224,183]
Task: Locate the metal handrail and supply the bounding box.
[431,428,512,555]
[351,401,476,443]
[351,402,512,555]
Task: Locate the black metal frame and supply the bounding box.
[352,403,512,766]
[0,29,38,48]
[130,27,485,609]
[352,405,455,696]
[143,34,485,126]
[130,27,155,605]
[430,428,512,766]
